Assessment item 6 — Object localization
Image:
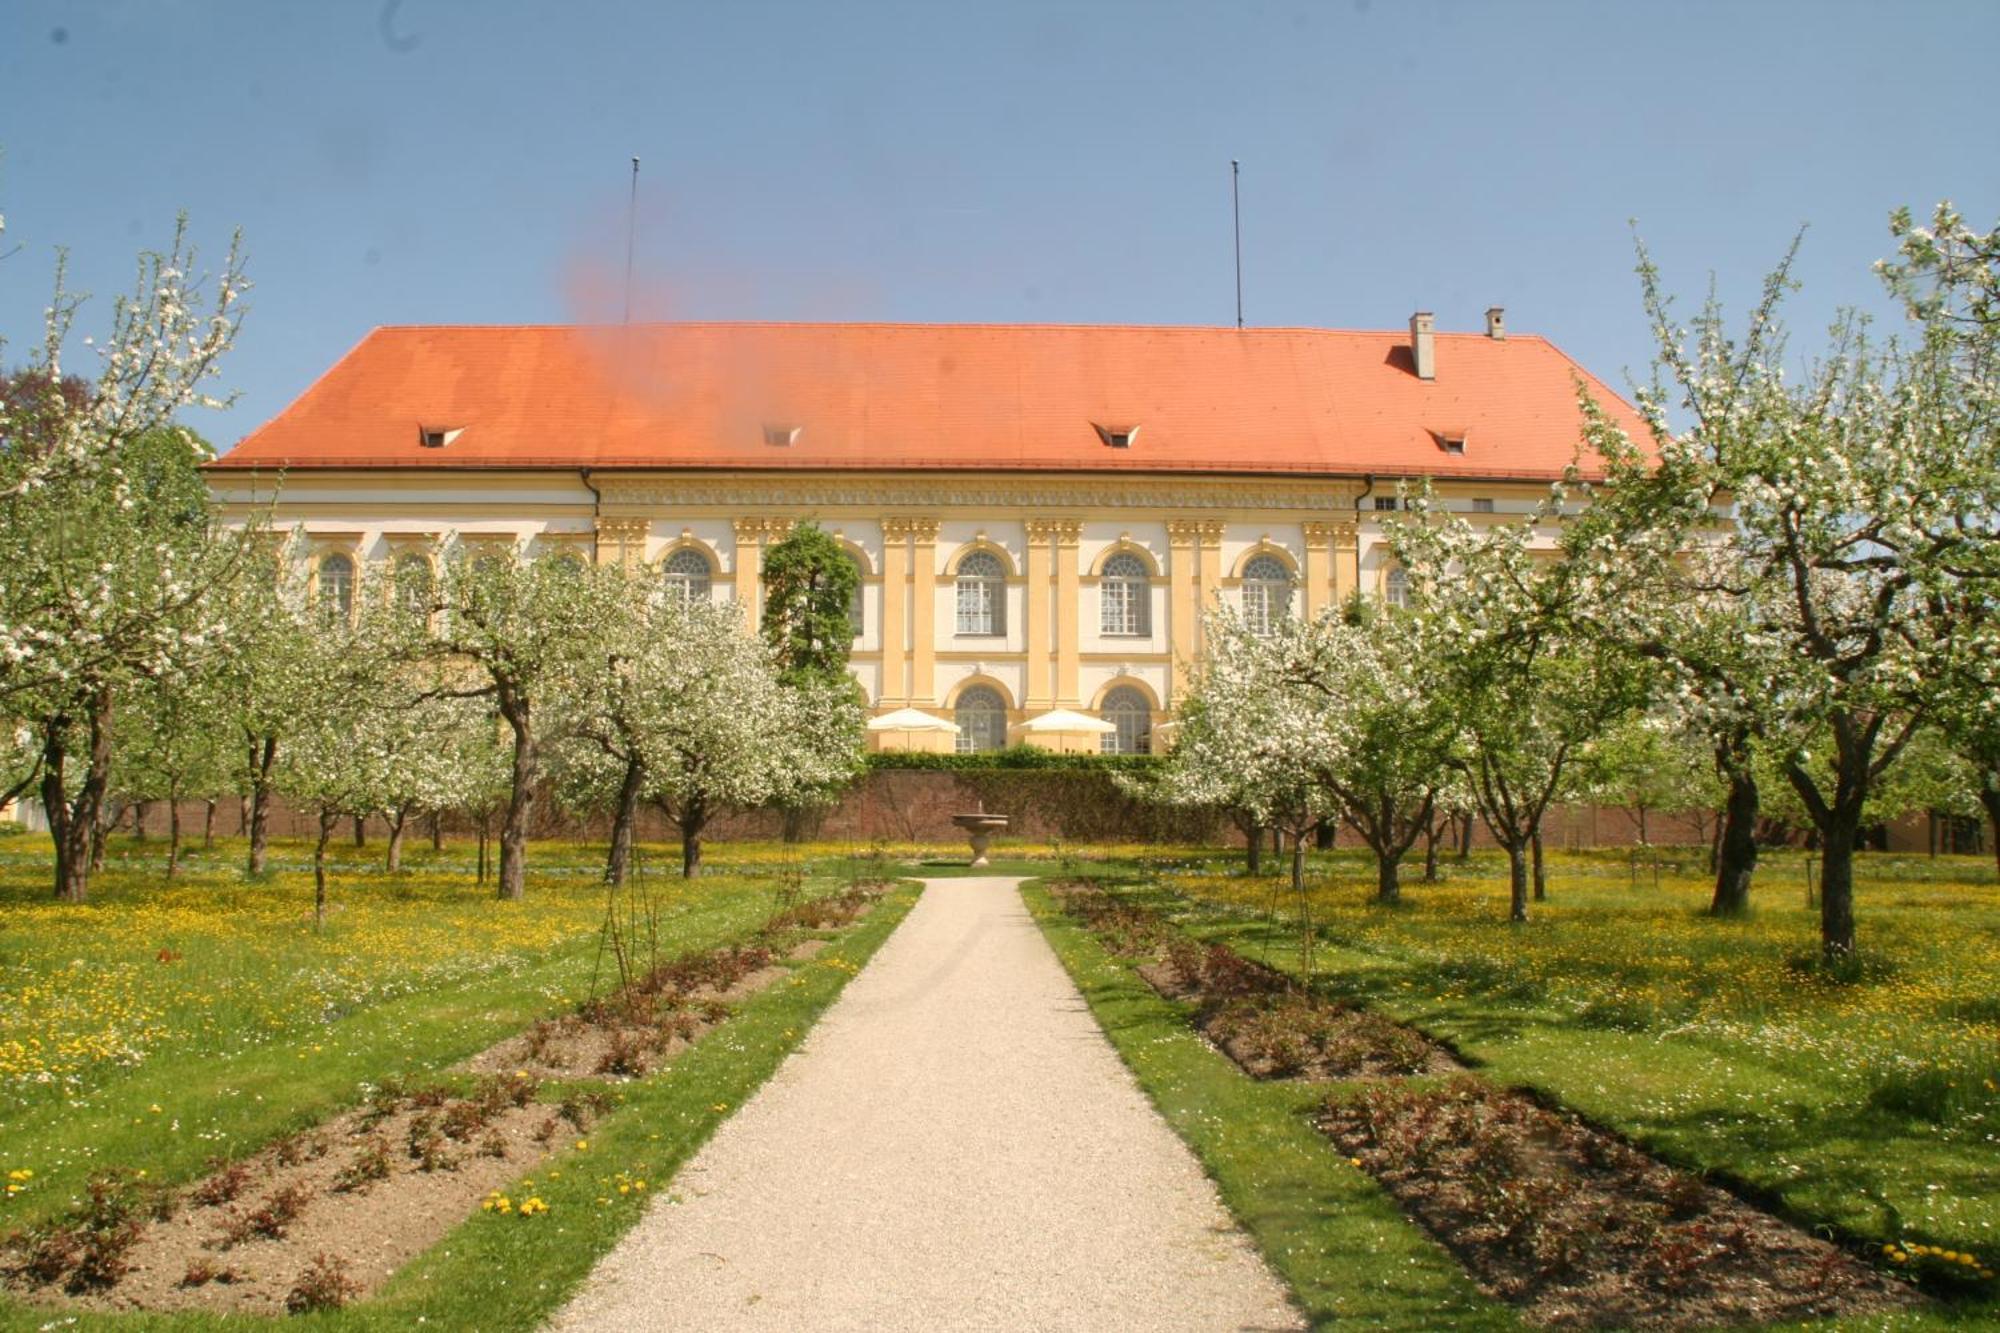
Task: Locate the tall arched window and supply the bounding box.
[955,551,1006,636]
[1100,552,1151,636]
[1100,686,1153,755]
[394,554,433,617]
[846,553,866,639]
[318,553,355,623]
[954,685,1007,753]
[1241,555,1294,635]
[663,547,713,604]
[1384,566,1410,609]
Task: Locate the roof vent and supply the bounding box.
[418,426,463,449]
[1408,312,1435,381]
[763,424,802,447]
[1485,307,1506,340]
[1092,422,1141,448]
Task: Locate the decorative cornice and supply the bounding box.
[594,476,1347,512]
[730,516,796,540]
[594,517,649,540]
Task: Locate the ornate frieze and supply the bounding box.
[593,476,1349,513]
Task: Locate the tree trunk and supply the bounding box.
[1422,816,1440,883]
[476,815,490,885]
[496,700,535,901]
[1636,805,1649,846]
[1315,819,1335,850]
[133,800,150,842]
[203,799,216,851]
[166,791,182,879]
[1820,817,1858,959]
[1377,848,1402,904]
[1290,828,1305,897]
[681,800,708,879]
[41,722,89,903]
[1710,767,1759,916]
[604,755,644,886]
[1505,839,1529,922]
[1242,819,1263,875]
[1530,830,1547,902]
[237,793,249,835]
[313,808,336,930]
[353,815,366,848]
[1982,787,2000,882]
[431,812,443,851]
[247,735,277,876]
[385,810,406,873]
[1457,812,1474,860]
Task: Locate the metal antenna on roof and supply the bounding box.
[1230,160,1245,329]
[623,156,640,325]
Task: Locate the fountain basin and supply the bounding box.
[950,812,1010,868]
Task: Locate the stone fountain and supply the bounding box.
[950,806,1010,868]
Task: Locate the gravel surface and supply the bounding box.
[550,876,1303,1332]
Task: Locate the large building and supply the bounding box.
[206,312,1645,755]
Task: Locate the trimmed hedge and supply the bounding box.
[865,746,1163,774]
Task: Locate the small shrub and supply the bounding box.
[596,1029,646,1077]
[285,1252,361,1314]
[331,1136,392,1194]
[179,1256,241,1288]
[406,1113,456,1172]
[478,1131,509,1160]
[217,1183,311,1247]
[190,1159,254,1208]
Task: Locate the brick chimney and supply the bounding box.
[1486,307,1506,340]
[1409,311,1436,381]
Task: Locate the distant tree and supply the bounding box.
[759,521,859,686]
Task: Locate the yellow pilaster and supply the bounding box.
[1166,519,1200,699]
[1052,519,1082,705]
[1302,522,1335,617]
[593,517,647,570]
[909,518,939,706]
[1196,519,1225,654]
[1332,519,1359,605]
[1024,521,1055,709]
[731,518,765,629]
[880,519,911,704]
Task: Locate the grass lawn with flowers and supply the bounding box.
[0,826,915,1328]
[1081,844,2000,1323]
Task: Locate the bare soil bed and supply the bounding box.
[1057,883,1458,1080]
[1052,882,1924,1329]
[1322,1077,1923,1328]
[8,1074,611,1317]
[4,883,886,1318]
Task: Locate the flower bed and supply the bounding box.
[1055,883,1457,1080]
[3,883,886,1317]
[1322,1077,1924,1328]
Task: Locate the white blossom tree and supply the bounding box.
[1574,226,1999,957]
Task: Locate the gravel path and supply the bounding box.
[550,876,1303,1332]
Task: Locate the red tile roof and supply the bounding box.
[209,322,1648,480]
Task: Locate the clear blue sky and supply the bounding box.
[3,0,1996,451]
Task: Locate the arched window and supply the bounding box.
[664,547,713,604]
[1100,686,1153,755]
[1241,555,1294,635]
[318,553,355,623]
[846,553,866,638]
[955,551,1006,636]
[394,554,433,617]
[954,685,1007,754]
[1384,566,1410,609]
[1100,551,1151,636]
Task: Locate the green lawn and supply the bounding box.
[1077,845,2000,1323]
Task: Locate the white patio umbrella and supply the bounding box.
[866,707,961,735]
[1009,708,1117,735]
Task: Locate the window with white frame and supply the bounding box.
[318,553,355,623]
[955,551,1006,636]
[1385,566,1410,608]
[663,547,713,604]
[1099,551,1151,636]
[1241,555,1294,635]
[1100,686,1152,755]
[954,685,1007,753]
[394,554,433,617]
